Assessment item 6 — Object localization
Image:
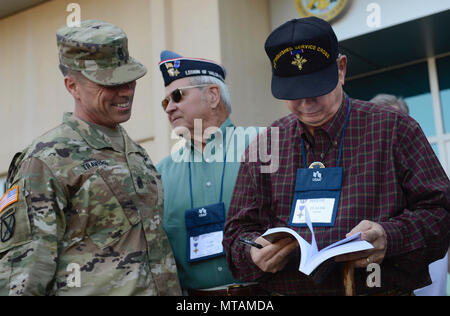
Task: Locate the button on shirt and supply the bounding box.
[157,118,260,290]
[223,95,450,295]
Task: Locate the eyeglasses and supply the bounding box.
[161,84,210,110]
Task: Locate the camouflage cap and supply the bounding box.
[57,20,147,86]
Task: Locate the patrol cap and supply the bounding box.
[265,17,339,100]
[159,50,226,86]
[57,20,147,86]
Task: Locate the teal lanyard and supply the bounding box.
[300,98,351,169]
[188,128,235,209]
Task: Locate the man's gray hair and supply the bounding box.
[189,75,232,114]
[370,94,409,115]
[59,64,85,82]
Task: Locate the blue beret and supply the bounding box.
[159,50,226,86]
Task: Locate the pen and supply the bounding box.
[239,237,263,249]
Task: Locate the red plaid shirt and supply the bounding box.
[223,94,450,295]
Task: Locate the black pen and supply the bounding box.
[239,237,263,249]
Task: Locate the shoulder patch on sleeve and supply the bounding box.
[0,183,32,252]
[0,186,18,215]
[0,212,15,243]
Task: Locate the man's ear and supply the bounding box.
[206,84,221,109]
[64,75,80,100]
[337,55,347,86]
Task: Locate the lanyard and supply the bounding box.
[300,98,351,169]
[188,127,236,209]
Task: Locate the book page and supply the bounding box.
[303,206,373,275]
[304,239,373,275]
[321,232,363,252]
[304,204,318,260]
[261,207,374,276]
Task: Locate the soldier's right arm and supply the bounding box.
[0,157,67,296]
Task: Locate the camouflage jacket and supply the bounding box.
[0,113,181,296]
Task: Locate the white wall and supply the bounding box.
[270,0,450,41]
[0,0,170,173]
[219,0,288,127]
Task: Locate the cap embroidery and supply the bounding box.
[292,54,308,71]
[165,63,180,77]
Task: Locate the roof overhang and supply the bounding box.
[0,0,49,20]
[340,9,450,80]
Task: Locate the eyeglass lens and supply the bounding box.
[162,89,183,110]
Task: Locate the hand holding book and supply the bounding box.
[334,220,387,268]
[248,236,298,274]
[257,208,374,276]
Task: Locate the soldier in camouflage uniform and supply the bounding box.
[0,20,181,296]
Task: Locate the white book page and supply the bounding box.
[302,207,373,275]
[304,239,373,275]
[262,207,374,276]
[321,232,363,252]
[304,204,318,261]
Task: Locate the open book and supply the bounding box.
[262,209,373,276]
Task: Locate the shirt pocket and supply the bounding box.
[73,170,140,250]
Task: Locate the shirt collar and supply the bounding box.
[184,117,235,151]
[297,93,350,145]
[63,112,141,154]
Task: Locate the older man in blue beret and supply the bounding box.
[156,50,264,296]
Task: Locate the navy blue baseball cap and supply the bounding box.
[265,17,340,100]
[159,50,226,86]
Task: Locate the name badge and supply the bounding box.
[185,202,226,262]
[289,167,343,227]
[189,231,224,261]
[291,198,336,225]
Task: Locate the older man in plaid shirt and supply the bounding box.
[223,17,450,296]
